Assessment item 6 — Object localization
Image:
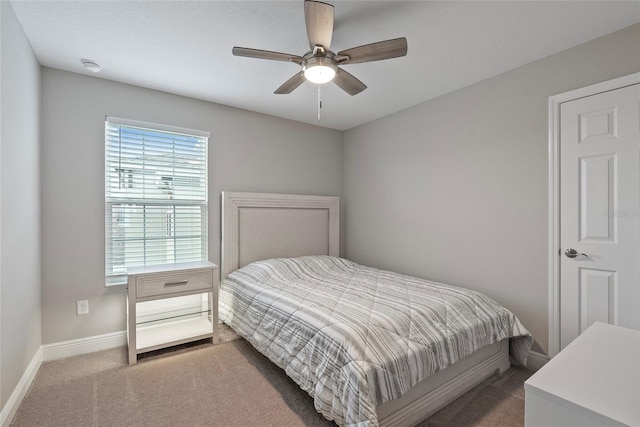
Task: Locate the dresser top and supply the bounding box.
[525,322,640,426]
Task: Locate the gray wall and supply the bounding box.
[343,24,640,355]
[0,1,42,409]
[40,68,343,344]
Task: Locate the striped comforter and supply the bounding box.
[219,256,532,427]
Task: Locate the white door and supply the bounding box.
[560,82,640,350]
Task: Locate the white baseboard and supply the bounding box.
[0,347,42,427]
[42,330,126,362]
[527,350,550,370]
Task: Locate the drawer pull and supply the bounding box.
[164,280,189,287]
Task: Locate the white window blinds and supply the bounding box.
[105,117,209,285]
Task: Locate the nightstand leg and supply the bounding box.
[127,292,137,365]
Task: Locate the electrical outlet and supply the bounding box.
[77,300,89,315]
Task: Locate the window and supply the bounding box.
[105,117,209,285]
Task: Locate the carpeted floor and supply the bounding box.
[12,332,534,427]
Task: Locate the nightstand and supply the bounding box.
[126,261,218,365]
[524,322,640,426]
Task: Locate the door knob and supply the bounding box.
[564,248,588,258]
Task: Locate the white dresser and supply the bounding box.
[525,322,640,426]
[127,261,219,364]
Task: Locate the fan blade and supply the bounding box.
[337,37,407,64]
[274,72,306,94]
[333,68,367,96]
[305,0,334,50]
[232,47,303,65]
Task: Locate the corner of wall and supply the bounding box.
[1,0,43,418]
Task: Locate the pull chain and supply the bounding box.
[317,85,322,121]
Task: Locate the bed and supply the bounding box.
[219,192,532,427]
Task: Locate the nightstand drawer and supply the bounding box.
[135,269,213,298]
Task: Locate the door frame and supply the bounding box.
[548,72,640,357]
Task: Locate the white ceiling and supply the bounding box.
[10,1,640,130]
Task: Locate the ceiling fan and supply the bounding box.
[232,0,408,96]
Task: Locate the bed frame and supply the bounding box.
[221,191,510,426]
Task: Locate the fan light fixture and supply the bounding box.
[303,55,337,84]
[304,64,336,84]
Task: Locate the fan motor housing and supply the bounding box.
[302,53,338,72]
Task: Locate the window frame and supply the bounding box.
[104,116,210,286]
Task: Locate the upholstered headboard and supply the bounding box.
[221,192,340,280]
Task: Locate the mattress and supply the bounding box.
[219,256,533,427]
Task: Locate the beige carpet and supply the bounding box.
[12,334,534,427]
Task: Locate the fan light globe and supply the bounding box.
[304,64,336,84]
